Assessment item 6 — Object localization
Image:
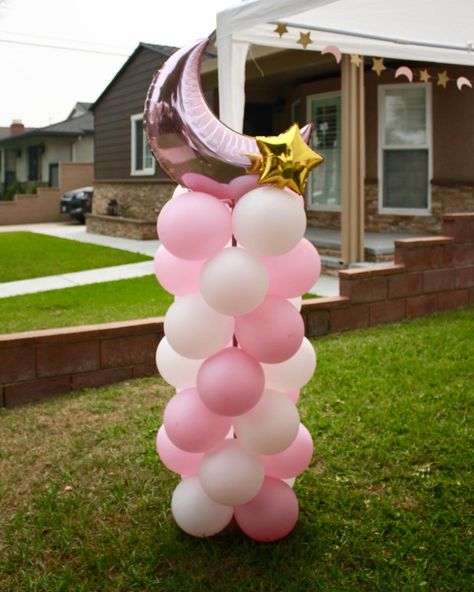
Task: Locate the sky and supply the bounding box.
[0,0,238,127]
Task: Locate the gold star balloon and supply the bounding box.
[419,69,431,83]
[350,54,363,67]
[297,32,313,49]
[372,58,386,76]
[274,23,288,38]
[437,70,450,88]
[255,124,324,195]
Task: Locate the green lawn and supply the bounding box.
[0,309,472,591]
[0,275,173,334]
[0,231,151,282]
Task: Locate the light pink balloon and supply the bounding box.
[261,424,313,479]
[163,388,231,453]
[235,478,299,542]
[261,239,321,298]
[156,425,203,476]
[235,297,305,364]
[156,192,232,260]
[197,347,265,416]
[154,246,203,296]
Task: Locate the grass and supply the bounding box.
[0,309,472,591]
[0,231,151,282]
[0,275,173,334]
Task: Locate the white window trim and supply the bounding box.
[306,90,341,212]
[130,113,155,176]
[377,82,432,216]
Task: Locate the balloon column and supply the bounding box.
[145,39,324,542]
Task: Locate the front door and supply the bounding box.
[306,92,341,211]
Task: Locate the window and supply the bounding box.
[306,92,341,211]
[378,84,431,214]
[131,114,155,175]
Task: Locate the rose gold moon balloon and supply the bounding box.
[456,76,472,90]
[321,45,342,63]
[395,66,414,82]
[144,38,314,186]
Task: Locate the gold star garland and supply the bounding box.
[270,26,472,90]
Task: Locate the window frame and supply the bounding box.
[377,82,432,216]
[130,113,155,176]
[305,90,342,212]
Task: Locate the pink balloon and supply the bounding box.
[261,239,321,298]
[235,298,304,364]
[197,347,265,416]
[235,477,299,542]
[261,424,313,479]
[154,246,203,296]
[163,389,232,453]
[156,425,203,476]
[156,192,232,260]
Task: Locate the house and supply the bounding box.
[87,43,179,239]
[0,104,94,225]
[0,104,94,197]
[215,0,474,264]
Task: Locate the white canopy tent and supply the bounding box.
[215,0,474,264]
[216,0,474,131]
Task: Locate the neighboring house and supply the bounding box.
[0,104,94,225]
[0,103,94,197]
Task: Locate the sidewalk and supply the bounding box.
[0,222,340,299]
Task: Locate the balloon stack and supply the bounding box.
[145,39,324,542]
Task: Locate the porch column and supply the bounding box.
[340,54,365,264]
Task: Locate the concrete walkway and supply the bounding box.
[0,222,340,299]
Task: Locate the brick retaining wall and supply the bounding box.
[0,213,472,408]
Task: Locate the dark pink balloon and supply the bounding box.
[163,389,231,453]
[261,239,321,298]
[235,478,299,542]
[156,425,203,476]
[154,245,203,296]
[262,424,313,479]
[235,298,304,364]
[197,347,265,416]
[156,192,232,261]
[287,391,300,404]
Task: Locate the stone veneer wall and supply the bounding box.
[92,181,175,222]
[306,183,474,235]
[1,213,472,408]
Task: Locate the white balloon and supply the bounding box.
[164,294,234,359]
[233,389,300,454]
[199,440,264,506]
[156,337,203,389]
[172,184,188,199]
[288,296,303,311]
[232,187,306,256]
[262,337,317,392]
[200,248,268,316]
[283,477,296,488]
[171,476,234,537]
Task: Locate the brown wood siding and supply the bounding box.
[94,48,170,181]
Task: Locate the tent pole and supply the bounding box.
[340,54,365,265]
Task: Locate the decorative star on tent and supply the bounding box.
[297,32,313,49]
[419,69,431,83]
[437,70,450,88]
[274,23,288,38]
[372,58,386,76]
[350,54,363,67]
[254,123,324,195]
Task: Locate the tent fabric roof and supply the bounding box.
[217,0,474,66]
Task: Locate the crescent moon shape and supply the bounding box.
[395,66,413,82]
[457,76,472,90]
[144,38,314,186]
[321,45,342,63]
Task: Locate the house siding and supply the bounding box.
[93,47,170,181]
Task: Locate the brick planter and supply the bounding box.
[86,213,157,240]
[1,213,473,408]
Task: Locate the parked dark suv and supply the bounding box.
[60,186,93,223]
